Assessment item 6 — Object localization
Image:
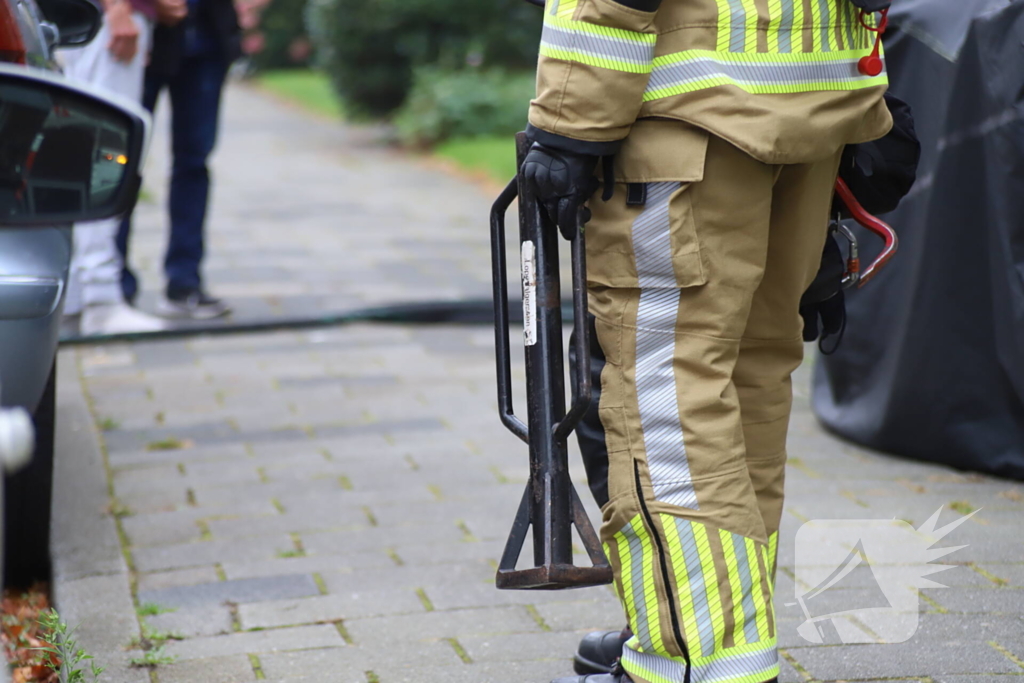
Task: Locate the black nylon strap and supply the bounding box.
[611,0,661,11]
[626,183,647,206]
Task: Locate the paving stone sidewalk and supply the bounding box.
[51,83,1024,683]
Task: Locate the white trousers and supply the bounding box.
[60,13,152,313]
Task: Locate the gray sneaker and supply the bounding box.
[157,289,231,320]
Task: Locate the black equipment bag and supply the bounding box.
[813,1,1024,481]
[849,0,890,11]
[835,93,921,217]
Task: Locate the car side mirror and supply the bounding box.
[34,0,102,47]
[0,64,149,227]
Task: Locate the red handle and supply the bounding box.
[834,177,898,287]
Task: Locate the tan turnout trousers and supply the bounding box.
[585,120,843,683]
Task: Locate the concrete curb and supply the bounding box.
[51,348,148,683]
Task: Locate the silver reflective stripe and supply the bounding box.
[622,644,684,683]
[675,519,717,657]
[777,0,794,53]
[541,21,656,68]
[623,522,657,651]
[693,644,778,683]
[646,53,877,94]
[727,0,747,52]
[631,182,699,510]
[622,640,778,683]
[633,182,680,288]
[731,534,761,645]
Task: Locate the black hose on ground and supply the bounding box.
[58,298,561,346]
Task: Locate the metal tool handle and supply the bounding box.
[554,219,592,441]
[491,133,612,590]
[490,178,528,443]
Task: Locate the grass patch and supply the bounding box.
[435,135,516,183]
[146,437,188,451]
[950,500,976,515]
[256,70,343,119]
[128,623,184,649]
[255,70,517,182]
[129,645,176,668]
[136,602,175,617]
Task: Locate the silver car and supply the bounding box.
[0,0,148,587]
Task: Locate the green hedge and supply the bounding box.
[249,0,312,71]
[306,0,541,118]
[394,68,534,146]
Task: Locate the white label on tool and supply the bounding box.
[522,240,537,347]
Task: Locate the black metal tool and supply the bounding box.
[490,132,613,591]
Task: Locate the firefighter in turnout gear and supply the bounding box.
[520,1,892,682]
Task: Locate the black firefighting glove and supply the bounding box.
[800,233,847,353]
[520,142,600,240]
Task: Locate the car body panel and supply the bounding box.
[0,226,69,412]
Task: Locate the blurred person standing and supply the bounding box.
[116,0,258,319]
[60,0,186,335]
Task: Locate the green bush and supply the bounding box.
[394,67,534,145]
[306,0,541,118]
[249,0,313,71]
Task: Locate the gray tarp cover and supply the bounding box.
[813,0,1024,480]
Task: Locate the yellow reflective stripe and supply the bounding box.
[540,13,656,74]
[741,0,759,53]
[807,0,823,52]
[615,528,641,636]
[827,0,841,51]
[693,523,727,652]
[633,517,666,654]
[643,50,887,101]
[768,531,778,573]
[663,517,703,659]
[765,0,783,53]
[745,537,771,643]
[791,0,805,52]
[719,528,749,647]
[716,0,733,52]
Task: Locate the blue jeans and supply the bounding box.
[118,53,228,300]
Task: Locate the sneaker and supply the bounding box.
[80,302,168,336]
[157,289,231,320]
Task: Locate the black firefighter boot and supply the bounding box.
[554,659,631,683]
[573,629,631,675]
